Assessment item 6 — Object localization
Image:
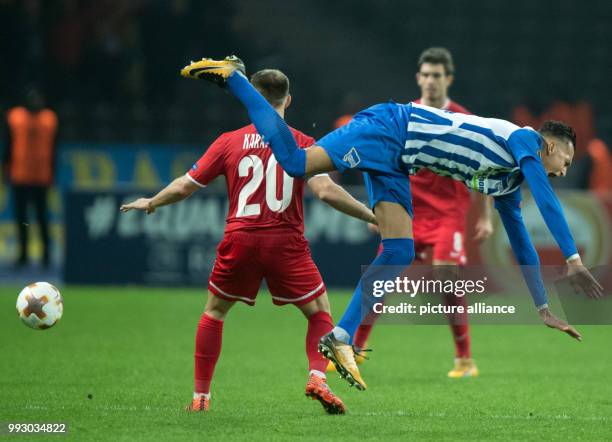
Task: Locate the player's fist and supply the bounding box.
[120,198,156,214]
[538,307,581,341]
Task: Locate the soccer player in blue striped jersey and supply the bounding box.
[181,56,604,391]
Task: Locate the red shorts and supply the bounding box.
[208,230,326,306]
[413,217,467,265]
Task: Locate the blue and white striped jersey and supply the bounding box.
[402,103,542,196]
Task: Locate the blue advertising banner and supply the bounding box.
[64,190,379,287]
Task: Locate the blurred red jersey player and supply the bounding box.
[349,48,494,378]
[121,69,376,414]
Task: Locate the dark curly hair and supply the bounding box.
[538,120,576,150]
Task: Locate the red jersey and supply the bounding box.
[188,124,314,234]
[410,99,471,221]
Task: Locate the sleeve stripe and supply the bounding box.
[185,173,206,188]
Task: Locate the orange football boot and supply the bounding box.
[186,396,210,412]
[305,373,346,415]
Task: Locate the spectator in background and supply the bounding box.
[2,87,58,268]
[586,138,612,194]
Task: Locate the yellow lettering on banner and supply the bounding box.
[69,152,115,189]
[134,152,161,189]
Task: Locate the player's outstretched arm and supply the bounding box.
[520,158,603,299]
[307,175,376,224]
[495,191,581,341]
[120,175,199,214]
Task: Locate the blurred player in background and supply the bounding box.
[181,55,603,392]
[121,69,376,414]
[347,48,493,378]
[2,86,58,268]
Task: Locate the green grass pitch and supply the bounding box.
[1,286,611,441]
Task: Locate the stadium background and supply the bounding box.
[0,0,611,286]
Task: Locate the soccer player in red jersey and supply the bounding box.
[350,48,494,378]
[120,69,376,414]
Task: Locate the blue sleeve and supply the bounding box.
[506,129,578,259]
[506,128,542,163]
[494,190,548,308]
[520,159,578,258]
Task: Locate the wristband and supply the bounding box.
[565,253,580,263]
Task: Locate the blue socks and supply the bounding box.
[335,238,415,343]
[227,72,306,177]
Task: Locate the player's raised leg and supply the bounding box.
[187,292,234,412]
[319,201,415,390]
[181,56,336,178]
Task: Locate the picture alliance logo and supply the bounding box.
[371,276,488,298]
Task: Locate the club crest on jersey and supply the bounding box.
[343,147,361,168]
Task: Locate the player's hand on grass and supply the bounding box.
[538,307,582,341]
[565,257,604,299]
[120,198,155,214]
[473,216,494,242]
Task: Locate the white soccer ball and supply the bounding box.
[16,282,64,330]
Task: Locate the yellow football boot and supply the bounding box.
[326,346,369,372]
[180,55,245,86]
[318,333,367,390]
[447,358,479,378]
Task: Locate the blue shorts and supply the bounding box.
[363,171,413,217]
[317,102,413,216]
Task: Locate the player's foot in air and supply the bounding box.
[326,345,370,372]
[186,396,210,412]
[318,332,367,390]
[305,373,346,415]
[180,55,245,87]
[447,358,479,378]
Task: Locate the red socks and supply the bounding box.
[306,311,334,373]
[444,294,471,358]
[353,323,374,350]
[194,313,224,394]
